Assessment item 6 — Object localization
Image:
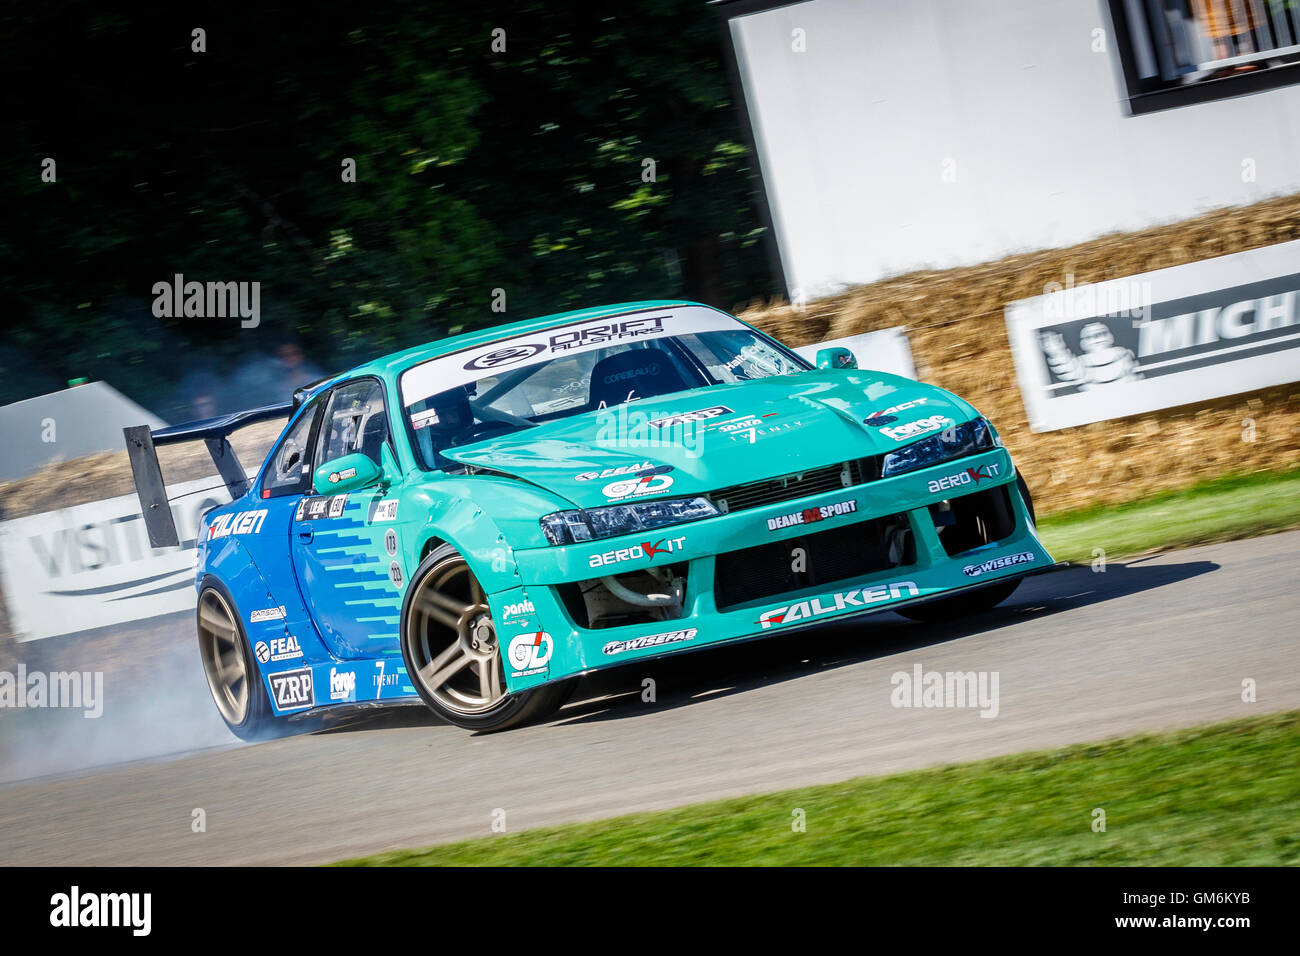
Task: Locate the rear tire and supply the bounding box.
[197,581,283,741]
[400,544,574,731]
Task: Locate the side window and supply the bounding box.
[317,378,391,468]
[262,402,320,498]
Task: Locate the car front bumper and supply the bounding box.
[495,446,1055,690]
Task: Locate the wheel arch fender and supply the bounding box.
[410,499,524,596]
[200,533,331,662]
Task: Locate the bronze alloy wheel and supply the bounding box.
[198,587,250,726]
[400,544,577,731]
[405,549,508,715]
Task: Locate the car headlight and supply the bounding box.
[540,496,719,545]
[880,417,997,478]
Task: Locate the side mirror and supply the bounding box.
[816,347,857,370]
[313,452,383,495]
[380,442,401,485]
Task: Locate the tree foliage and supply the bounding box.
[0,4,775,415]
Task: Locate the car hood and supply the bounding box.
[439,370,979,509]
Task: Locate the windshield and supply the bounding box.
[399,306,809,469]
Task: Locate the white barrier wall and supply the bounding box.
[793,326,916,378]
[727,0,1300,299]
[0,478,230,642]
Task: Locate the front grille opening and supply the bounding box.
[714,513,913,611]
[929,485,1015,556]
[712,456,881,514]
[556,563,689,630]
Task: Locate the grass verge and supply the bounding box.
[337,710,1300,866]
[1036,466,1300,564]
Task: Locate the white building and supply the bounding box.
[0,382,165,482]
[717,0,1300,299]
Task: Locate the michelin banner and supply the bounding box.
[0,478,229,642]
[1005,240,1300,432]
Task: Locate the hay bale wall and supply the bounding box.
[740,194,1300,514]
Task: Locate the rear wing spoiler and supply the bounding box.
[123,402,293,548]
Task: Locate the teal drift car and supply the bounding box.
[125,301,1056,735]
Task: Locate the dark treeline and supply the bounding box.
[0,4,776,418]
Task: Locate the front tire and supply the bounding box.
[400,544,573,731]
[1016,470,1036,525]
[898,472,1037,623]
[894,577,1021,622]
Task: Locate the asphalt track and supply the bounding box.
[2,531,1297,866]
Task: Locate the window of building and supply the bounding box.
[1109,0,1300,113]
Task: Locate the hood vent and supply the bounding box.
[711,456,882,514]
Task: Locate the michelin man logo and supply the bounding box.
[1038,322,1142,390]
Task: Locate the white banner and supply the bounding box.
[1006,240,1300,432]
[794,326,916,379]
[400,305,741,408]
[0,478,230,642]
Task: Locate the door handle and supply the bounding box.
[297,527,314,543]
